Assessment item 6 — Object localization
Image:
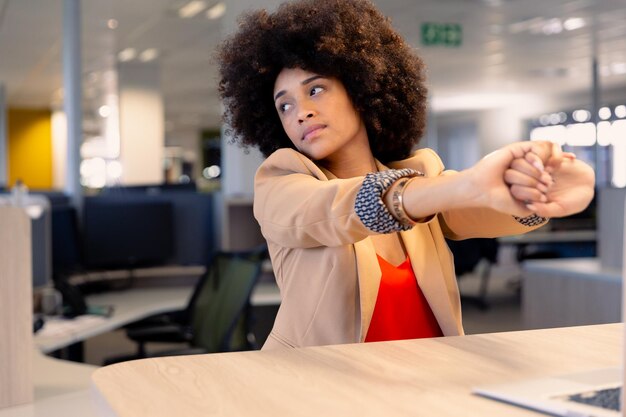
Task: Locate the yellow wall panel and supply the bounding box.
[7,108,53,189]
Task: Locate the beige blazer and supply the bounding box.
[254,148,544,349]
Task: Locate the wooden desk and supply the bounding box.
[35,287,193,353]
[92,323,621,417]
[0,349,99,417]
[7,282,280,416]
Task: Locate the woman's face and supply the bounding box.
[273,67,368,162]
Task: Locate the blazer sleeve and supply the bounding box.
[253,149,376,248]
[389,148,548,240]
[437,206,546,240]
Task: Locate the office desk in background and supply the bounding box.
[92,323,621,417]
[0,350,98,417]
[497,229,597,245]
[498,229,597,260]
[1,282,282,417]
[522,257,622,329]
[36,282,281,353]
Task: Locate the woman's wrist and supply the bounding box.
[387,174,422,226]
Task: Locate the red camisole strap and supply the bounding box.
[365,255,443,343]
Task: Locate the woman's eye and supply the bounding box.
[279,103,292,113]
[310,86,324,96]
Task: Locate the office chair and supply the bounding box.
[446,238,499,311]
[103,245,268,365]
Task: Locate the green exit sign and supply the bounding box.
[421,23,462,47]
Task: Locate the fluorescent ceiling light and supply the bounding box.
[107,19,118,29]
[611,62,626,75]
[565,122,595,146]
[430,93,535,112]
[563,18,585,31]
[542,18,563,35]
[597,121,612,146]
[530,126,566,146]
[599,107,611,120]
[139,48,159,62]
[206,2,226,19]
[178,1,206,18]
[572,109,591,122]
[98,105,111,118]
[118,48,136,62]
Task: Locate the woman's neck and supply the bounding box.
[318,135,378,179]
[320,153,377,179]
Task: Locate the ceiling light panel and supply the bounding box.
[139,48,159,62]
[206,2,226,20]
[178,1,206,18]
[117,48,136,62]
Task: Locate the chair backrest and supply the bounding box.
[188,246,266,353]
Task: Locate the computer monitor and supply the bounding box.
[82,197,175,269]
[51,205,83,278]
[100,182,197,195]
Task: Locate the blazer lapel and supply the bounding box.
[353,237,381,342]
[400,225,461,336]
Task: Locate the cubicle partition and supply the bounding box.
[0,206,33,408]
[598,186,625,270]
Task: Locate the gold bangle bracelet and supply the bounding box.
[391,172,423,227]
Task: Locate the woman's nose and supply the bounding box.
[298,109,315,124]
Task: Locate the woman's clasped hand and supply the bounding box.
[474,140,595,219]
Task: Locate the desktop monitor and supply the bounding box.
[100,182,197,195]
[82,197,175,269]
[51,205,83,277]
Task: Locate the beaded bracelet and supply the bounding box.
[513,214,548,227]
[391,171,424,227]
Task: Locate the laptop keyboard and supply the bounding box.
[565,387,621,411]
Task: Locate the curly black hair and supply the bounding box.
[217,0,428,163]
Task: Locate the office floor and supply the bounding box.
[83,247,527,366]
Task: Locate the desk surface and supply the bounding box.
[92,323,621,417]
[36,282,281,353]
[0,350,98,417]
[498,229,596,244]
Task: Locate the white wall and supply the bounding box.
[51,110,68,189]
[218,0,282,197]
[437,119,479,171]
[118,63,164,185]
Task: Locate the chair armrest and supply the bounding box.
[149,347,209,358]
[127,324,192,344]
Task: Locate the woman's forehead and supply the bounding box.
[274,68,319,90]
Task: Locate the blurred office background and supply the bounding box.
[1,0,625,365]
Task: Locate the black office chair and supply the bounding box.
[446,238,499,311]
[103,245,268,365]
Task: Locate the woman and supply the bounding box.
[217,0,595,349]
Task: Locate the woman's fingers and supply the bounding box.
[525,202,562,218]
[504,168,549,193]
[509,184,547,204]
[545,142,564,173]
[507,158,553,186]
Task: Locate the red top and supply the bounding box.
[365,255,443,342]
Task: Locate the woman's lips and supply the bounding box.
[302,124,326,141]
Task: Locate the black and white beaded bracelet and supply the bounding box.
[513,214,548,227]
[355,168,421,234]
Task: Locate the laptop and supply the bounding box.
[473,197,626,417]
